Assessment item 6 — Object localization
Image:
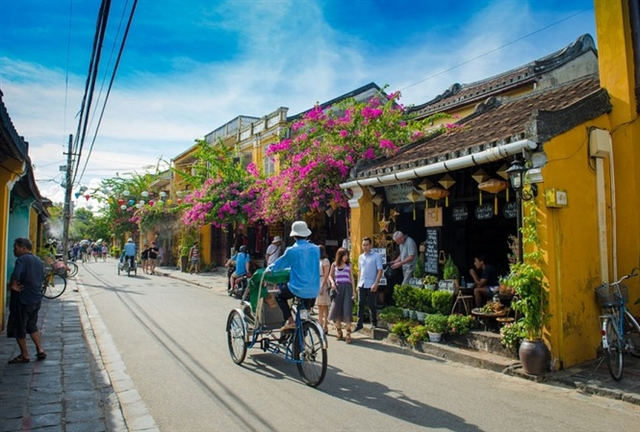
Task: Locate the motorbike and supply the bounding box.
[228,274,248,299]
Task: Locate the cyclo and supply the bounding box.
[226,268,328,387]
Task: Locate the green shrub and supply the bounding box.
[424,313,448,333]
[110,246,120,257]
[500,320,526,352]
[447,314,475,336]
[407,325,428,346]
[431,290,454,315]
[392,284,408,309]
[390,320,417,339]
[415,289,433,313]
[379,306,404,323]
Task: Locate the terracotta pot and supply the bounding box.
[519,339,550,375]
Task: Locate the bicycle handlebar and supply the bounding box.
[611,268,639,286]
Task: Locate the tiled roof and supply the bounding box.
[409,34,597,118]
[356,75,610,179]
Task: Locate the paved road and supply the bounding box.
[79,260,639,431]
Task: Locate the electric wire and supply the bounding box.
[77,0,138,186]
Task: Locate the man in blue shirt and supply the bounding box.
[227,245,251,293]
[7,238,46,364]
[355,236,384,331]
[268,221,320,332]
[123,238,137,268]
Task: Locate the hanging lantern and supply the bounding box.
[123,190,130,196]
[177,198,183,204]
[418,178,433,191]
[84,194,91,201]
[141,191,149,197]
[438,174,456,207]
[407,189,422,220]
[129,199,135,206]
[167,199,173,205]
[120,204,127,211]
[379,215,390,232]
[423,188,449,221]
[74,192,81,199]
[156,200,164,207]
[372,195,384,207]
[149,200,155,206]
[472,169,490,205]
[139,200,145,205]
[388,208,400,221]
[118,198,125,206]
[159,191,167,198]
[478,178,508,214]
[136,203,142,209]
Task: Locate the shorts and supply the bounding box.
[231,272,247,279]
[7,298,41,339]
[191,258,199,263]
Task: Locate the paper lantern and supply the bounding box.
[472,169,490,205]
[167,199,173,205]
[87,204,93,210]
[478,179,509,214]
[438,174,456,206]
[141,191,149,197]
[84,194,90,201]
[159,191,167,198]
[136,203,142,209]
[418,178,433,191]
[120,204,127,210]
[156,200,164,207]
[123,190,130,196]
[149,200,155,206]
[372,195,384,207]
[129,199,135,206]
[423,188,450,221]
[74,192,81,199]
[118,198,125,205]
[138,200,145,205]
[407,190,422,220]
[496,163,510,180]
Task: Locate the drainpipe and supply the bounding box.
[340,139,537,189]
[589,128,613,283]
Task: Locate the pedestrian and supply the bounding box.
[101,244,108,262]
[92,243,100,262]
[157,244,164,267]
[6,237,47,364]
[327,247,356,342]
[315,245,332,334]
[265,236,282,266]
[188,241,200,274]
[147,241,159,274]
[267,221,320,332]
[390,231,417,285]
[140,244,150,274]
[354,236,383,332]
[470,254,499,308]
[72,243,79,262]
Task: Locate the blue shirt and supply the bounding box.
[232,252,251,276]
[124,242,136,256]
[11,253,44,305]
[358,250,383,289]
[268,239,320,298]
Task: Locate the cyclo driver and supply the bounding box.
[123,238,136,269]
[267,221,320,332]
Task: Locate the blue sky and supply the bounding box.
[0,0,596,206]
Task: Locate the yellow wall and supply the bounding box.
[348,186,376,266]
[201,223,212,266]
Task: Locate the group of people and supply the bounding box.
[121,238,164,274]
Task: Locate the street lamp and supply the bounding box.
[506,158,529,263]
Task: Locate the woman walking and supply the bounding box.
[315,246,331,335]
[328,248,356,343]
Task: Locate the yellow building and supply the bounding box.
[342,21,640,369]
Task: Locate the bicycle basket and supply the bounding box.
[595,283,629,306]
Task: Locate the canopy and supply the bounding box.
[248,268,290,311]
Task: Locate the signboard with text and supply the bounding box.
[384,181,425,204]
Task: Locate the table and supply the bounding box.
[471,308,508,331]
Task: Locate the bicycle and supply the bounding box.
[41,263,68,299]
[595,268,640,380]
[226,269,328,387]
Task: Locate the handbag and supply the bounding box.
[329,289,337,301]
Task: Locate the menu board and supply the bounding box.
[425,228,439,274]
[503,201,518,219]
[452,205,468,222]
[475,203,494,220]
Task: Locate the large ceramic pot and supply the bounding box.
[519,339,550,375]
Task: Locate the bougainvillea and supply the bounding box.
[250,89,453,223]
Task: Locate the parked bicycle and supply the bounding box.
[595,268,640,380]
[43,254,78,277]
[41,262,68,299]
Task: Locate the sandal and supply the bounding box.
[336,328,344,341]
[37,352,47,361]
[345,334,352,344]
[8,355,30,364]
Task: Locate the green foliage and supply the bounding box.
[447,314,475,336]
[407,325,428,346]
[424,313,448,333]
[443,255,460,280]
[392,284,410,309]
[378,306,404,323]
[431,290,454,315]
[415,289,433,313]
[413,253,426,278]
[110,246,120,258]
[500,320,526,351]
[507,199,550,340]
[390,320,417,339]
[423,275,438,285]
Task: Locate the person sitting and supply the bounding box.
[226,245,251,293]
[470,254,499,308]
[123,238,136,269]
[267,221,320,332]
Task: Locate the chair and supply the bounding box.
[451,286,474,315]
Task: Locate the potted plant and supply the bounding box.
[506,199,551,375]
[442,254,460,289]
[447,314,475,337]
[423,274,438,290]
[500,320,526,357]
[413,252,426,279]
[379,306,404,330]
[424,313,448,342]
[414,289,433,322]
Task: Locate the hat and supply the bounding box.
[127,238,133,242]
[239,245,247,253]
[289,221,312,238]
[272,236,282,243]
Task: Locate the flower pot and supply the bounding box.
[416,311,426,323]
[426,284,437,291]
[519,339,550,375]
[402,308,411,318]
[427,331,442,343]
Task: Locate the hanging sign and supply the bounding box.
[425,229,439,274]
[384,181,425,204]
[425,207,443,227]
[452,205,468,222]
[475,203,494,220]
[503,201,518,219]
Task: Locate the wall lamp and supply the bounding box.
[506,158,538,201]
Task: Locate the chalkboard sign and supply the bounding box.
[452,205,468,222]
[438,279,456,293]
[475,203,494,220]
[503,201,518,219]
[425,229,439,274]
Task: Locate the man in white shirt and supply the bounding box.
[265,236,282,266]
[354,237,383,332]
[391,231,417,285]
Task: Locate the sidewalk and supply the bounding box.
[155,266,640,406]
[0,277,157,432]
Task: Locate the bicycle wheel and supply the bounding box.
[42,274,67,299]
[66,262,78,277]
[605,318,624,381]
[623,310,640,358]
[294,321,327,387]
[227,310,247,364]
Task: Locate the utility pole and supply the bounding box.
[62,134,74,264]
